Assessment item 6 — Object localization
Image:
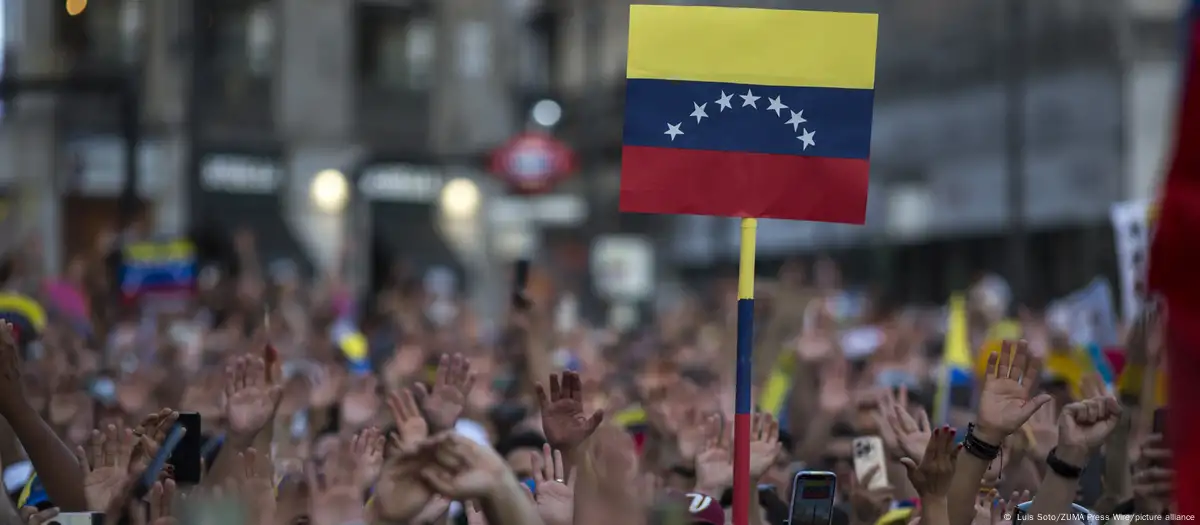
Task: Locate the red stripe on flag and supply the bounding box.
[1148,12,1200,519]
[619,146,870,223]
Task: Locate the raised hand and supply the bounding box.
[223,355,283,440]
[747,412,782,481]
[987,490,1029,525]
[876,386,932,460]
[531,444,576,525]
[419,433,511,499]
[899,426,958,498]
[674,406,709,464]
[975,340,1053,444]
[308,365,345,409]
[75,424,137,511]
[129,409,179,473]
[351,426,385,488]
[1132,434,1173,515]
[373,440,437,523]
[0,322,27,416]
[144,479,177,525]
[537,371,604,451]
[847,466,894,525]
[1026,402,1058,461]
[1056,396,1122,465]
[307,438,366,525]
[413,353,476,432]
[19,506,61,525]
[340,374,381,428]
[234,448,276,525]
[387,388,429,446]
[818,357,852,414]
[693,415,732,496]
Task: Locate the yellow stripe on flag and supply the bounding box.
[626,5,879,90]
[945,295,971,368]
[760,350,794,416]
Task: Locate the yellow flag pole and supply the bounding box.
[733,218,757,525]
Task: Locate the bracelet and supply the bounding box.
[1046,447,1084,479]
[963,423,1001,461]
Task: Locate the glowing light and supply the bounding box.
[310,169,349,213]
[440,178,481,220]
[66,0,88,16]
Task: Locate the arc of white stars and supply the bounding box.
[665,122,684,141]
[766,96,788,117]
[798,128,816,150]
[785,110,807,132]
[715,91,733,112]
[690,102,708,123]
[740,89,760,109]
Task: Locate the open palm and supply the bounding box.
[225,356,282,437]
[976,341,1051,439]
[537,372,604,451]
[532,445,576,525]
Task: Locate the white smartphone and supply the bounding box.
[851,436,889,490]
[789,471,837,525]
[48,513,104,525]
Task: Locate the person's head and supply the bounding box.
[494,431,548,480]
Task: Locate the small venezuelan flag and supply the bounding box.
[120,238,197,300]
[620,5,878,223]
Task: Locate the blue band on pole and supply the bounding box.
[735,298,755,415]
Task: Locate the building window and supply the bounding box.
[56,0,144,65]
[356,2,435,91]
[199,0,276,78]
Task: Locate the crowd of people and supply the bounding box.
[0,232,1179,525]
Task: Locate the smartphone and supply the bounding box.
[789,471,837,525]
[512,259,531,309]
[1013,501,1098,525]
[851,436,889,489]
[133,424,187,500]
[46,513,104,525]
[170,412,203,485]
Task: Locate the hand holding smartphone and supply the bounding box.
[851,436,889,489]
[789,471,837,525]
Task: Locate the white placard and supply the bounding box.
[591,235,654,302]
[1110,200,1151,323]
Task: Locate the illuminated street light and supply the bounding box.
[531,99,562,128]
[310,169,349,213]
[440,177,481,220]
[66,0,87,16]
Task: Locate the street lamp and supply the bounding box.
[440,177,481,220]
[531,99,562,128]
[311,169,348,213]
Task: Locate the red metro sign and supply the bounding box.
[489,132,577,195]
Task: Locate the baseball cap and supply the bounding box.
[663,492,726,524]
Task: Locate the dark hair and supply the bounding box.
[494,431,547,459]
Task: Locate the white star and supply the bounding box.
[690,102,709,123]
[715,91,733,112]
[785,110,808,132]
[740,89,760,109]
[664,122,684,141]
[798,128,816,150]
[766,96,789,117]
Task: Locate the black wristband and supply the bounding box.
[963,423,1001,461]
[1046,447,1084,479]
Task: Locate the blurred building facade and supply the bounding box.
[0,0,1188,310]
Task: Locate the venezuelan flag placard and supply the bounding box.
[120,238,197,301]
[620,6,878,223]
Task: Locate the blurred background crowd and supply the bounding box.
[0,0,1186,524]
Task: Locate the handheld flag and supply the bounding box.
[934,294,971,424]
[0,292,46,347]
[620,5,878,223]
[120,238,197,302]
[1146,0,1200,517]
[620,7,879,525]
